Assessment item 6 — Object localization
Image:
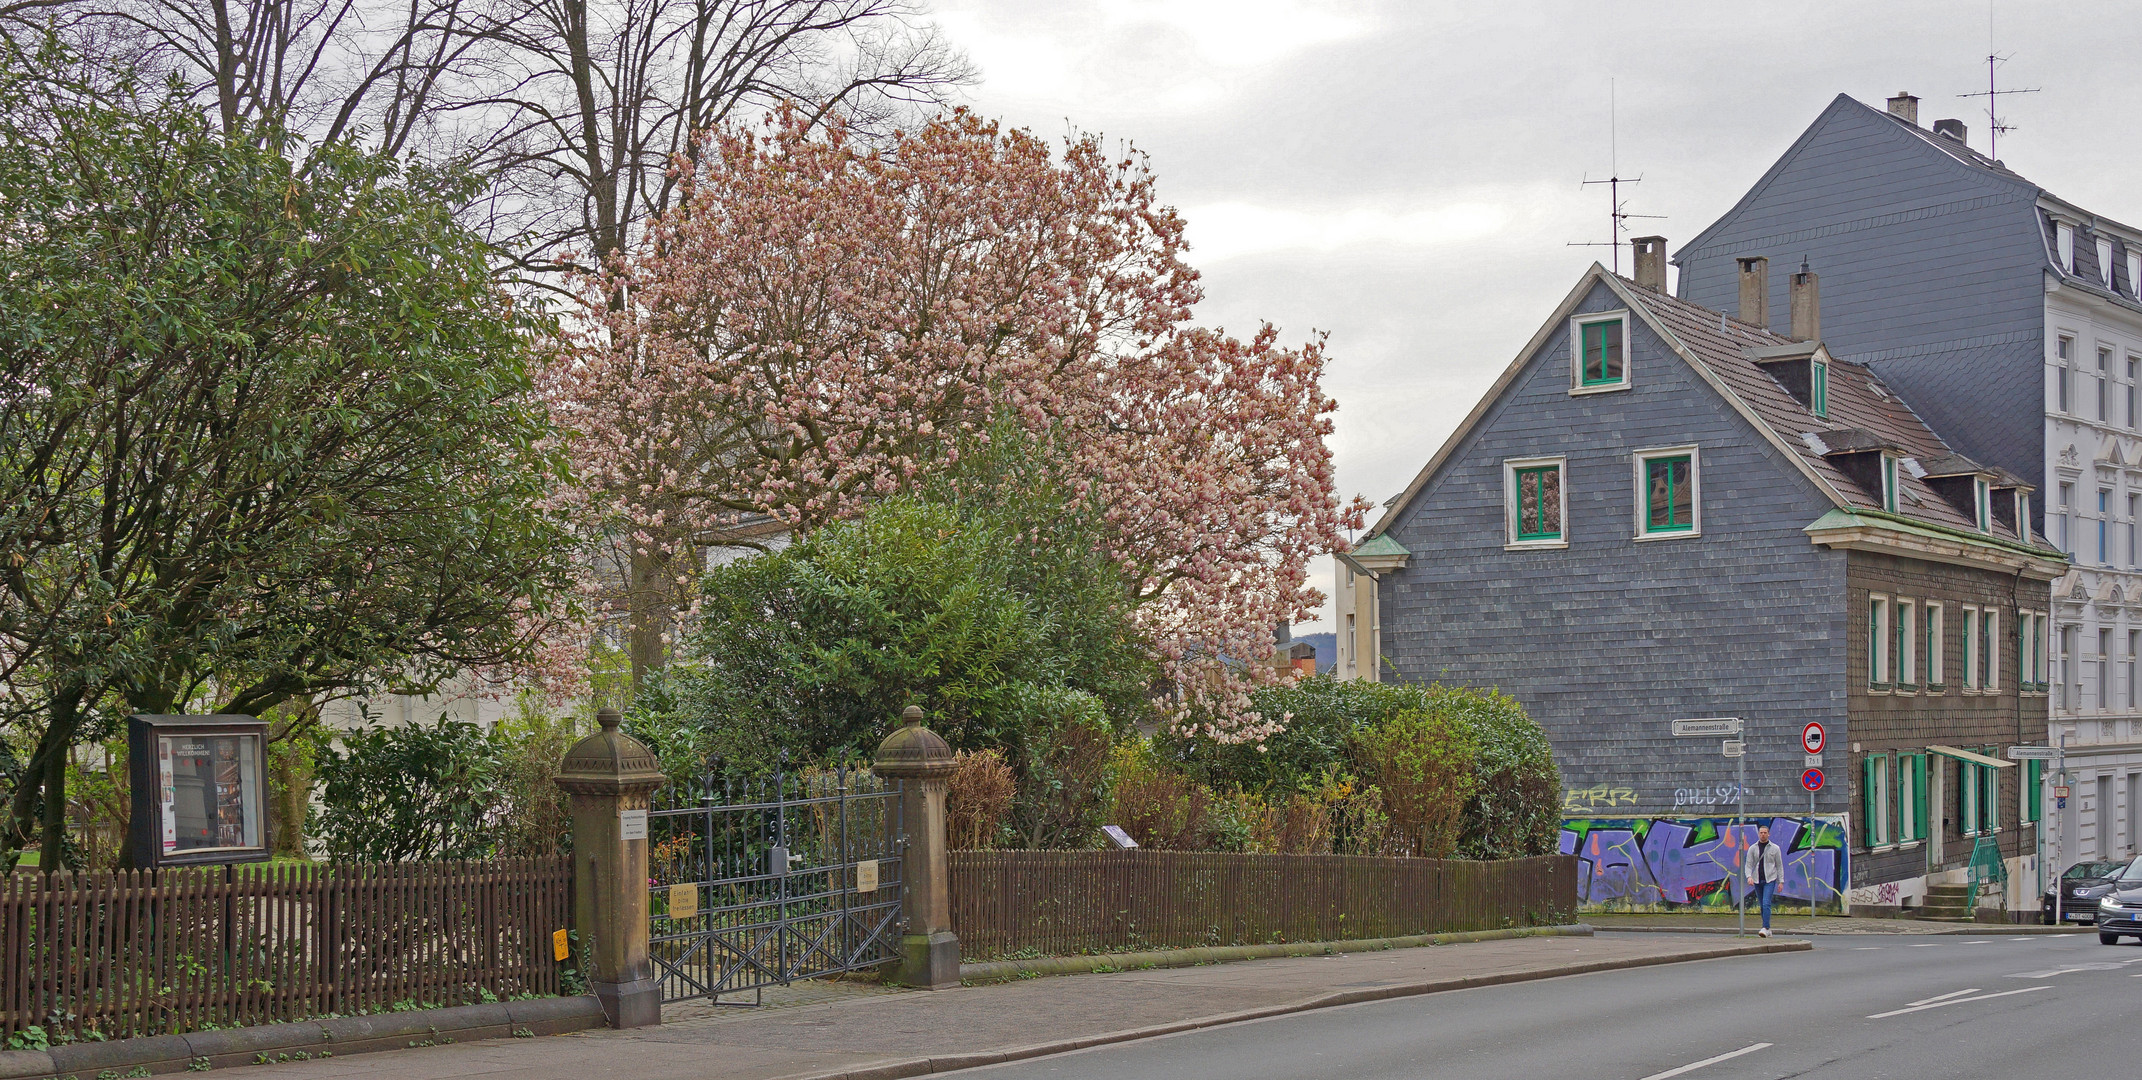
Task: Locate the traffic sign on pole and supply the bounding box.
[1722,739,1745,757]
[1801,722,1825,755]
[1800,767,1825,792]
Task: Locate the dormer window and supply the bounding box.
[2058,222,2076,272]
[1810,359,1829,418]
[1570,312,1630,392]
[1881,454,1900,513]
[2098,237,2116,288]
[2128,251,2140,299]
[1975,478,1992,533]
[2018,492,2032,540]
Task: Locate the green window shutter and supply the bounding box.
[2028,759,2044,822]
[1914,755,1930,841]
[1861,756,1876,847]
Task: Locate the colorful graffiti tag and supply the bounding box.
[1559,815,1850,913]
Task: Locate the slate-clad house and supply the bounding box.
[1339,252,2064,908]
[1673,92,2142,871]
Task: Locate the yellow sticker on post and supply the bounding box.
[553,928,570,961]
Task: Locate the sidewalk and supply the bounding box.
[232,934,1804,1080]
[1585,912,2090,935]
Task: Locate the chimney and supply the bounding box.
[1932,118,1968,143]
[1886,92,1919,126]
[1631,235,1668,292]
[1736,256,1770,328]
[1790,259,1820,341]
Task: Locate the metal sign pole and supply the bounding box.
[1738,738,1747,938]
[1809,786,1818,919]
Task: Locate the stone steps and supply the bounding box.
[1918,884,1978,923]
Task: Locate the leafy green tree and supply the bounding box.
[0,42,576,869]
[642,494,1155,775]
[312,719,501,863]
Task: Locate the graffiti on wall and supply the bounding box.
[1558,815,1850,912]
[1562,785,1641,812]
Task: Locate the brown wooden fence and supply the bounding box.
[1,857,570,1043]
[950,850,1576,960]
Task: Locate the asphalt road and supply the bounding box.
[950,932,2137,1080]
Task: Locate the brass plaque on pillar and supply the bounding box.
[855,859,879,893]
[668,882,699,919]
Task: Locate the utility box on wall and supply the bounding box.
[127,714,271,868]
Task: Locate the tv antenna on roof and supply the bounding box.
[1568,80,1664,274]
[1960,52,2038,161]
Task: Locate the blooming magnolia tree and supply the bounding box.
[546,108,1363,738]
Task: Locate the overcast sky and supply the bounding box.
[928,0,2142,633]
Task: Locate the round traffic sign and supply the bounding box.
[1801,767,1826,792]
[1802,721,1826,755]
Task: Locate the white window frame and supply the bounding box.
[2099,237,2116,288]
[1925,602,1945,689]
[1870,594,1892,690]
[2128,251,2140,299]
[2058,336,2075,414]
[1503,455,1569,551]
[1631,445,1701,540]
[1962,605,1982,691]
[1867,755,1893,848]
[2058,222,2076,272]
[1569,310,1632,395]
[1974,478,1991,533]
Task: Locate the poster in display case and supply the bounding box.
[127,714,271,868]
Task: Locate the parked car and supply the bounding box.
[2096,858,2142,944]
[2046,860,2128,923]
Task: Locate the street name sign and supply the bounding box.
[2006,746,2058,760]
[1673,717,1743,737]
[1801,768,1825,792]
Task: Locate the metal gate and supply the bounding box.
[647,764,904,1005]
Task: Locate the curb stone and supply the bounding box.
[959,923,1594,982]
[815,939,1811,1080]
[0,997,603,1079]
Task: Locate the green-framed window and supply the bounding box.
[1895,600,1917,689]
[1512,463,1562,541]
[1975,477,1992,533]
[1980,749,2000,833]
[1642,454,1694,534]
[1862,754,1892,847]
[1962,606,1981,689]
[1579,319,1625,386]
[1959,758,1980,837]
[1880,454,1900,513]
[1924,602,1944,689]
[1869,595,1891,688]
[1811,360,1829,418]
[1898,753,1928,842]
[1982,609,2000,691]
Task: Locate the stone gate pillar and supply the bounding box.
[873,706,959,989]
[555,707,667,1027]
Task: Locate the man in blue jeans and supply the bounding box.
[1742,824,1786,937]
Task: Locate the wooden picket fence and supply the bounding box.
[950,850,1576,960]
[0,857,570,1043]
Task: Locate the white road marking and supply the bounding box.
[1906,943,1943,947]
[1866,986,2050,1019]
[1853,947,1883,951]
[1902,988,1980,1007]
[1635,1042,1773,1080]
[2007,963,2124,978]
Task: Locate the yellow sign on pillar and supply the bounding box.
[553,928,570,961]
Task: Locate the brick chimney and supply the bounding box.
[1933,118,1968,143]
[1631,236,1668,292]
[1736,256,1770,329]
[1886,92,1919,126]
[1790,259,1820,341]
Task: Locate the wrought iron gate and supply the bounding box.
[647,765,904,1005]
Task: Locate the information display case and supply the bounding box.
[127,714,272,868]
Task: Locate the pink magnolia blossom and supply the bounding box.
[543,108,1367,739]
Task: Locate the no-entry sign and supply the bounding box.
[1802,721,1826,755]
[1801,767,1826,792]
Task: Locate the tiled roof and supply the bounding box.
[1615,278,2040,546]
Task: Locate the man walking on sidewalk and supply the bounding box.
[1743,824,1786,937]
